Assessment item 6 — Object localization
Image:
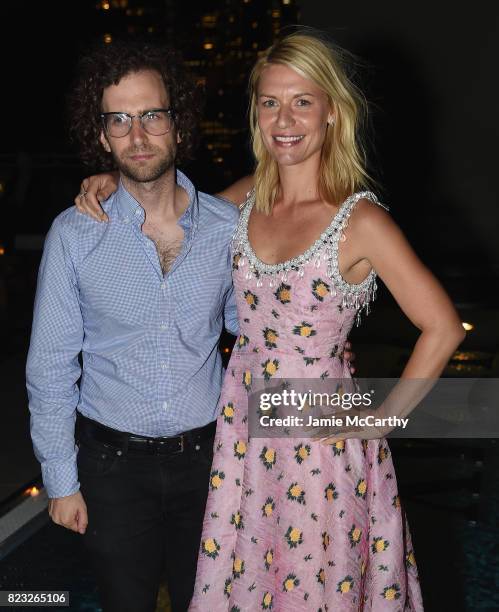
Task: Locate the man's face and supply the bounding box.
[100,69,180,183]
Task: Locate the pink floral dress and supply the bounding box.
[189,192,424,611]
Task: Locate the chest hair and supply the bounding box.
[151,236,182,275]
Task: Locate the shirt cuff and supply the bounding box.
[41,458,80,499]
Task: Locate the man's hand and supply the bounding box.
[48,491,88,534]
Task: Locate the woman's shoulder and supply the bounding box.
[216,174,254,207]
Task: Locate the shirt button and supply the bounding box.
[160,322,167,330]
[163,401,168,410]
[160,281,166,289]
[161,362,167,370]
[134,209,142,217]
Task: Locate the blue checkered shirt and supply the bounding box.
[26,171,239,498]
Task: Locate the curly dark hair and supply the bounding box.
[68,37,202,170]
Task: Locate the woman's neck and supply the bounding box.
[276,157,321,206]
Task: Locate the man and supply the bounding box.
[26,39,239,612]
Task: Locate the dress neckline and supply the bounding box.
[240,190,375,271]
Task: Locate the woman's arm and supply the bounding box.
[216,174,254,206]
[354,200,465,379]
[322,200,465,443]
[74,171,120,222]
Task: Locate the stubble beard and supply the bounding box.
[115,143,176,184]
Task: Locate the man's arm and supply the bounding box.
[223,282,239,337]
[26,216,84,501]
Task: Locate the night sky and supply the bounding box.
[1,1,498,285]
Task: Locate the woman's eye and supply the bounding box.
[296,99,311,106]
[262,99,277,108]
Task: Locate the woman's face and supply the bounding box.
[256,63,333,168]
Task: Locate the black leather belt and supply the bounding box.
[76,413,216,455]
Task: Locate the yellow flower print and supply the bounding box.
[202,538,221,559]
[392,494,401,508]
[232,556,245,579]
[233,440,247,460]
[259,446,277,470]
[322,531,330,551]
[324,482,338,502]
[336,575,354,594]
[355,478,367,499]
[223,577,232,598]
[348,525,362,547]
[262,497,275,517]
[242,370,252,391]
[264,548,273,571]
[382,583,401,600]
[316,567,326,588]
[372,537,390,554]
[294,443,311,464]
[282,573,300,592]
[292,321,317,337]
[221,402,235,424]
[377,445,390,464]
[261,592,273,609]
[209,470,225,490]
[244,290,259,310]
[312,278,331,302]
[263,327,279,349]
[274,282,291,304]
[232,253,240,270]
[230,511,244,530]
[331,440,345,456]
[406,550,416,568]
[286,482,306,505]
[285,526,303,549]
[237,334,249,348]
[261,359,279,381]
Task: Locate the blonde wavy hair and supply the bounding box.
[249,30,373,214]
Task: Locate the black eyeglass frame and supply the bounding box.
[100,108,176,137]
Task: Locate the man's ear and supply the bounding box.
[100,130,111,153]
[176,130,182,145]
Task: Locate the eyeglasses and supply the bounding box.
[100,108,176,138]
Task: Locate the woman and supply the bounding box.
[77,31,463,611]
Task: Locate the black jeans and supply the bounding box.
[77,429,214,612]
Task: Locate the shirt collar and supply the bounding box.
[115,169,199,235]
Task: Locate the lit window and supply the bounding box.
[101,1,110,10]
[282,0,291,4]
[104,33,112,44]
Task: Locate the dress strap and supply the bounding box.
[327,191,387,324]
[238,188,255,211]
